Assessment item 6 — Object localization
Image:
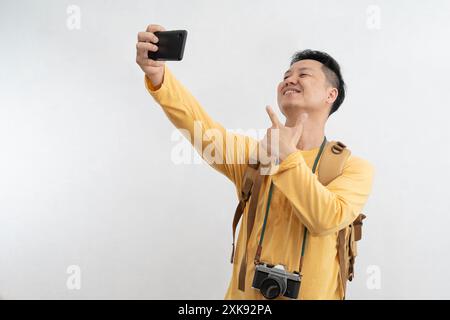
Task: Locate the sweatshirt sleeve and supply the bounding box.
[271,150,375,236]
[144,65,258,192]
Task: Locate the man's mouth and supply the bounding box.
[283,89,301,96]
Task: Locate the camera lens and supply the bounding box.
[260,278,282,299]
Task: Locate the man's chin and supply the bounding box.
[280,102,312,117]
[281,102,306,112]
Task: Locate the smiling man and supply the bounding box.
[136,24,374,300]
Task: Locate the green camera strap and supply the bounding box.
[254,136,327,274]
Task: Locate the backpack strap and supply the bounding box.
[317,141,350,185]
[337,213,366,296]
[237,168,264,291]
[318,141,366,298]
[230,162,260,263]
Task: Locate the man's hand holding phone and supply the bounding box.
[136,24,188,89]
[136,24,166,88]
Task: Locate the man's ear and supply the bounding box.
[326,87,338,105]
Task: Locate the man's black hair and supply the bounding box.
[290,49,345,116]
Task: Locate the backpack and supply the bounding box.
[230,140,366,298]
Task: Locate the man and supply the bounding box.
[136,24,374,300]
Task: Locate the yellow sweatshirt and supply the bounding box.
[144,64,375,300]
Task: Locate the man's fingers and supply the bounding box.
[266,105,281,128]
[146,24,166,33]
[136,42,159,64]
[139,24,166,46]
[138,31,159,44]
[136,41,158,53]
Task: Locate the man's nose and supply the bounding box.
[280,76,298,91]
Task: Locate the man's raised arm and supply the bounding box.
[136,24,257,190]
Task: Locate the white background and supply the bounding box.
[1,0,449,299]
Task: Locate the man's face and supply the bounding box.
[277,59,335,118]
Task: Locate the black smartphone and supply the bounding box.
[148,30,188,61]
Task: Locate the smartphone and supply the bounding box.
[148,30,188,61]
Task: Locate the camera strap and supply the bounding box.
[253,136,327,275]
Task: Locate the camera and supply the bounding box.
[252,263,301,299]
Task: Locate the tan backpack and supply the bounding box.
[230,140,366,298]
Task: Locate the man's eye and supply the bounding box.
[283,74,308,80]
